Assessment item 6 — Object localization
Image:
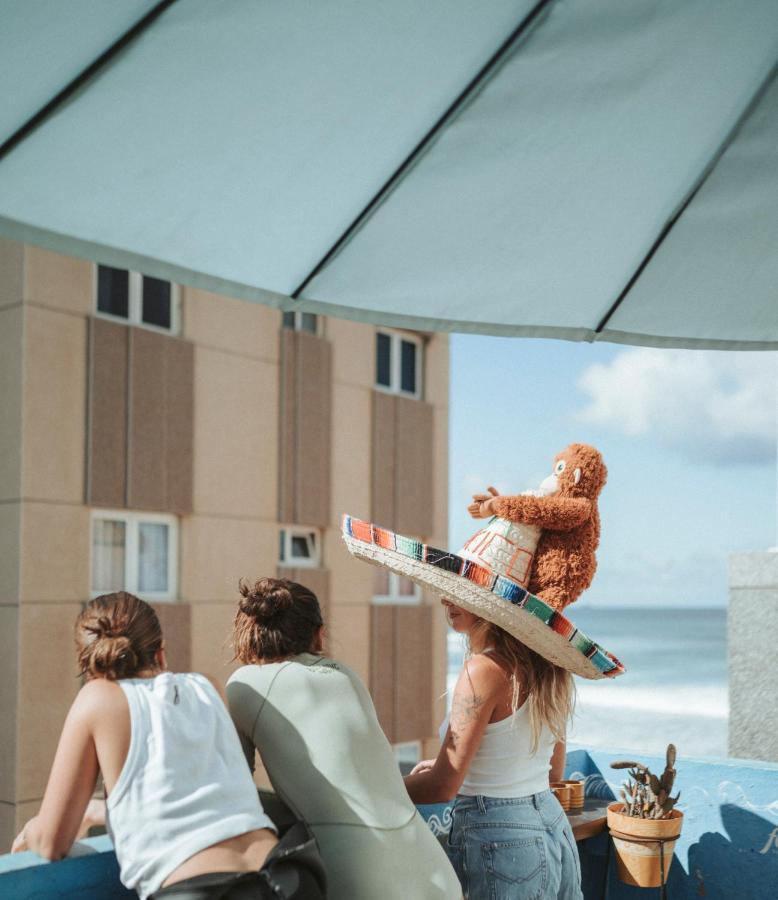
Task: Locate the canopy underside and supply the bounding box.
[1,0,776,348]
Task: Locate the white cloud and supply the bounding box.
[576,348,778,465]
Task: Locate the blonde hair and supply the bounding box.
[468,619,575,752]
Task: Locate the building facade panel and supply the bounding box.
[17,603,83,801]
[22,306,87,504]
[23,246,93,316]
[371,390,397,528]
[327,603,371,688]
[0,504,21,604]
[87,317,128,508]
[278,329,297,523]
[180,516,278,604]
[0,607,18,804]
[164,338,194,515]
[0,305,23,502]
[293,332,332,528]
[128,328,168,510]
[279,329,332,527]
[393,605,433,744]
[182,286,279,363]
[152,602,192,673]
[190,603,241,682]
[19,502,90,604]
[330,383,372,527]
[0,238,23,310]
[193,346,277,519]
[395,396,434,537]
[370,605,395,739]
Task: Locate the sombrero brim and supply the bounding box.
[342,515,624,680]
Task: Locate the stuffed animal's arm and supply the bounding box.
[491,494,592,530]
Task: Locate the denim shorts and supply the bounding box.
[445,790,583,900]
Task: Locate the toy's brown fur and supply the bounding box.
[492,444,607,610]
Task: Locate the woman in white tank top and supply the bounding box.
[404,599,583,900]
[10,592,325,900]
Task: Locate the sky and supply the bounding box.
[448,336,778,608]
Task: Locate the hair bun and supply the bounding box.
[89,634,139,679]
[239,577,295,621]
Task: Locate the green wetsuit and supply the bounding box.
[227,654,461,899]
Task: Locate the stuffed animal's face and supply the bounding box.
[539,443,607,499]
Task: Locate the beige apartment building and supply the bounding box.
[0,239,449,851]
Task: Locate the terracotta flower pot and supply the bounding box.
[607,802,683,888]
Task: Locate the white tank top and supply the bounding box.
[106,672,275,900]
[440,701,556,798]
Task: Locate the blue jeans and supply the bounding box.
[445,791,583,900]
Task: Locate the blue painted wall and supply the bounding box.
[567,747,778,900]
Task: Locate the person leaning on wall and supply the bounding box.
[11,591,325,900]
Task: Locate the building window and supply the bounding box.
[91,511,178,600]
[375,329,422,398]
[282,310,319,335]
[279,527,321,568]
[95,265,179,334]
[372,570,421,605]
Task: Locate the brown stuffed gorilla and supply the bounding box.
[469,444,607,610]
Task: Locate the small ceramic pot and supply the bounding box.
[551,782,572,810]
[558,779,585,809]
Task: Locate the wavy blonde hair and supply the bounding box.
[468,619,575,753]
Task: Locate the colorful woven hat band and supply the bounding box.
[342,514,624,680]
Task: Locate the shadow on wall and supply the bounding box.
[568,748,778,900]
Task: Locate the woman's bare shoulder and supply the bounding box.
[458,653,509,695]
[70,678,127,720]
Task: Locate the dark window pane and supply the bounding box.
[376,333,391,387]
[282,311,295,330]
[97,265,129,318]
[291,535,311,559]
[300,313,318,335]
[400,340,417,394]
[279,530,286,562]
[142,276,172,329]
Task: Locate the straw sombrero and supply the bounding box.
[342,513,624,680]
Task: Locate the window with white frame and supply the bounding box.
[375,329,422,398]
[95,264,179,334]
[278,527,321,568]
[91,511,178,601]
[282,310,319,335]
[372,569,421,605]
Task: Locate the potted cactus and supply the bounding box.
[605,744,683,888]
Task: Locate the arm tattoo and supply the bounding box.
[448,689,485,749]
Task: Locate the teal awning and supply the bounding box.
[1,0,777,348]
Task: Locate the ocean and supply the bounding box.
[446,606,728,759]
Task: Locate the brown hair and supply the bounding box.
[75,592,163,681]
[469,619,575,752]
[233,577,323,664]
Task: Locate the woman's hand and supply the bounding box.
[467,486,499,519]
[11,820,32,853]
[409,758,436,776]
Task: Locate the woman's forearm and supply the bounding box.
[404,768,458,805]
